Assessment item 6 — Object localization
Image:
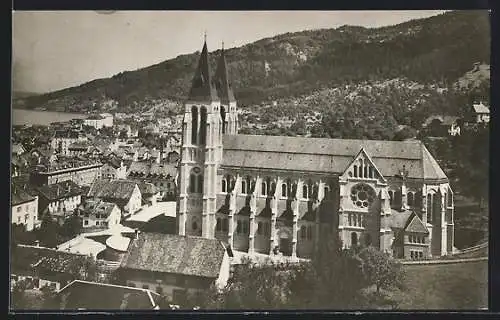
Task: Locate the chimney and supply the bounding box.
[35,240,40,247]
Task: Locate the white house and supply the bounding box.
[79,199,122,229]
[11,185,39,232]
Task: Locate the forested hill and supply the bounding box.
[14,10,490,112]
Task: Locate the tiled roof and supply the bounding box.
[68,141,91,150]
[127,161,177,178]
[36,180,84,202]
[58,280,160,310]
[54,130,80,139]
[11,184,36,206]
[404,213,429,234]
[389,209,413,229]
[11,245,87,276]
[221,135,447,181]
[80,199,118,218]
[120,233,226,279]
[87,180,139,201]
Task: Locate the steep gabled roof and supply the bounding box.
[87,179,139,201]
[214,46,236,104]
[11,184,36,206]
[421,144,447,181]
[120,232,226,279]
[340,147,386,182]
[187,40,219,103]
[404,213,429,234]
[35,180,84,202]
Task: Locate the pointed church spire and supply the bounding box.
[187,36,219,103]
[215,42,236,104]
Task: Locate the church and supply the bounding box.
[176,39,455,260]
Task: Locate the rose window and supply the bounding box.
[350,184,375,208]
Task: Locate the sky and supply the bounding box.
[12,10,447,94]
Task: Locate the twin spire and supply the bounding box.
[187,36,236,104]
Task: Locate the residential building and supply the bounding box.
[472,102,490,124]
[35,180,84,224]
[87,179,142,217]
[127,162,177,201]
[78,199,122,229]
[83,113,114,130]
[118,232,230,301]
[11,185,39,231]
[51,130,87,156]
[56,280,161,310]
[176,40,454,259]
[423,115,461,137]
[100,159,128,180]
[67,141,92,157]
[10,244,88,291]
[29,159,103,187]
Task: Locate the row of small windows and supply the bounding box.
[410,250,424,260]
[348,213,366,227]
[349,161,378,179]
[221,176,332,200]
[408,235,425,244]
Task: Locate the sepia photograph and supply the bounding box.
[10,10,489,311]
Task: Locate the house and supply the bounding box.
[99,113,114,127]
[118,232,230,302]
[127,162,177,201]
[138,182,158,206]
[56,280,161,310]
[51,130,87,156]
[67,141,92,157]
[11,184,39,231]
[78,199,122,229]
[87,179,142,217]
[100,158,128,180]
[29,159,103,187]
[470,102,490,124]
[390,210,430,260]
[10,244,88,291]
[35,180,84,224]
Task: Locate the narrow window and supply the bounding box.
[200,106,207,145]
[189,174,196,193]
[300,226,306,239]
[222,179,227,193]
[407,192,414,206]
[197,175,204,194]
[223,218,229,232]
[257,222,263,235]
[242,221,249,234]
[216,218,221,231]
[369,166,374,178]
[261,181,267,196]
[302,185,308,199]
[281,183,287,198]
[236,220,242,233]
[364,166,368,178]
[221,107,227,134]
[353,165,358,178]
[427,194,433,222]
[191,106,198,144]
[241,180,247,194]
[389,190,394,205]
[324,187,329,200]
[351,232,358,246]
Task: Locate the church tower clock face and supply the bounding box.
[350,184,376,208]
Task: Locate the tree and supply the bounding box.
[68,256,98,282]
[357,246,405,294]
[36,214,61,248]
[11,279,28,310]
[60,213,82,240]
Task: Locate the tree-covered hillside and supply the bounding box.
[14,10,490,112]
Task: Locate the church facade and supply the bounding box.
[176,40,455,260]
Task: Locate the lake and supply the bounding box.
[12,109,88,126]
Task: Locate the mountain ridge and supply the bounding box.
[13,10,490,113]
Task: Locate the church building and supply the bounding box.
[176,39,455,260]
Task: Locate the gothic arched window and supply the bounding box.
[200,106,207,145]
[407,192,414,206]
[241,180,247,194]
[351,232,358,246]
[190,167,203,194]
[427,193,433,222]
[222,179,227,193]
[281,183,287,198]
[261,181,267,196]
[216,218,222,231]
[191,106,198,145]
[353,165,358,178]
[302,185,308,199]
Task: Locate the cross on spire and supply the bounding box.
[222,40,224,50]
[204,30,207,43]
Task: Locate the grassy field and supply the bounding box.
[399,260,488,310]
